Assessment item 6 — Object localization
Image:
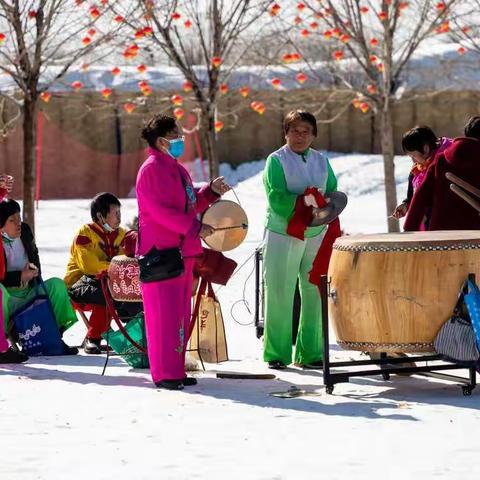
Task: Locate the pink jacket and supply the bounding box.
[136,147,219,258]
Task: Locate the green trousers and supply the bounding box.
[263,229,325,366]
[2,278,78,333]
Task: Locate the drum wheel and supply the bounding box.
[325,384,335,395]
[462,386,474,396]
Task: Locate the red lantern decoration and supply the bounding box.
[296,72,307,84]
[114,15,124,23]
[40,92,51,103]
[333,50,344,61]
[173,108,185,120]
[82,36,91,46]
[183,81,193,92]
[137,64,147,74]
[239,86,250,97]
[124,103,136,114]
[211,56,222,68]
[184,20,192,28]
[367,84,377,94]
[271,78,281,89]
[370,37,379,47]
[457,46,466,55]
[171,94,183,106]
[172,12,181,21]
[90,7,100,19]
[359,102,369,113]
[71,81,83,91]
[270,3,281,16]
[101,88,112,99]
[214,120,224,133]
[111,67,121,76]
[220,84,229,95]
[0,33,5,44]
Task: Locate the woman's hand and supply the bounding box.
[200,224,215,239]
[392,202,408,219]
[210,176,231,196]
[0,174,13,192]
[21,263,39,284]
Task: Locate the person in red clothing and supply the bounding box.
[404,117,480,231]
[0,174,28,364]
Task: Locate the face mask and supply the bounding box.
[102,223,114,233]
[168,138,185,159]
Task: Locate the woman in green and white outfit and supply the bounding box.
[263,110,337,369]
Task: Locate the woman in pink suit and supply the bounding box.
[136,115,230,390]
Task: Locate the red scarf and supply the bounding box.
[286,187,341,287]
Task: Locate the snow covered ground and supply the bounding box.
[1,152,479,480]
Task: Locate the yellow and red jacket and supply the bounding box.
[64,223,126,288]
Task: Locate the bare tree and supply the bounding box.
[111,0,271,178]
[273,0,463,232]
[0,0,123,231]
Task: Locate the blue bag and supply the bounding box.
[11,278,65,356]
[463,279,480,349]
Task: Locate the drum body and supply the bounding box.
[328,231,480,353]
[108,255,142,302]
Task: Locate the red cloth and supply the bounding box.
[286,188,341,286]
[74,303,110,339]
[404,137,480,231]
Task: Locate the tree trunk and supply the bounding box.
[22,98,37,234]
[203,107,219,179]
[381,107,399,233]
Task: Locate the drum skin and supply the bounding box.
[328,231,480,352]
[107,255,142,302]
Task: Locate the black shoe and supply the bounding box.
[183,376,198,386]
[83,338,102,355]
[0,347,29,364]
[61,341,79,356]
[155,379,184,390]
[301,360,323,370]
[268,360,287,370]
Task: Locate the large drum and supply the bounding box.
[107,255,142,302]
[328,231,480,353]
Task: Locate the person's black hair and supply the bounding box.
[0,198,21,228]
[284,110,318,137]
[90,192,121,222]
[141,114,178,148]
[401,126,438,153]
[464,116,480,140]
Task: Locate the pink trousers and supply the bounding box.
[141,259,195,383]
[0,290,8,352]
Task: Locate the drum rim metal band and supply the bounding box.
[337,340,435,352]
[333,243,480,253]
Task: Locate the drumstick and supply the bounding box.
[213,223,248,231]
[446,172,480,199]
[450,184,480,213]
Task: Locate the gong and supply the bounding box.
[201,200,248,251]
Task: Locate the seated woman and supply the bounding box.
[0,198,78,355]
[65,192,141,354]
[0,174,28,363]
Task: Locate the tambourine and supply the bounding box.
[201,200,248,251]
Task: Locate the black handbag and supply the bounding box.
[138,246,184,283]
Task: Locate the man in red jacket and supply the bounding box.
[404,117,480,231]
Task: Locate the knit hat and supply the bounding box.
[0,198,21,228]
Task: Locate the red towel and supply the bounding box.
[286,187,341,286]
